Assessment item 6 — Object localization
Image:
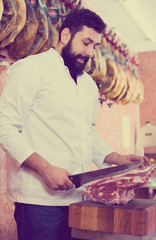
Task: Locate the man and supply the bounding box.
[0,8,149,240]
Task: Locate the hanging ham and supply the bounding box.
[7,0,38,60]
[0,0,4,21]
[0,0,26,48]
[0,0,17,43]
[26,0,49,56]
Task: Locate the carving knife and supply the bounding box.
[69,160,144,188]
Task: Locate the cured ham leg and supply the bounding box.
[0,0,17,42]
[38,1,58,53]
[7,0,38,60]
[27,0,49,56]
[0,0,4,21]
[0,0,26,48]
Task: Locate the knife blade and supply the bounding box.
[69,160,144,188]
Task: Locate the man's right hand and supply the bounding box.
[40,164,74,190]
[21,152,74,191]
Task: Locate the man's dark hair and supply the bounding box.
[59,8,106,40]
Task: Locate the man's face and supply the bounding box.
[61,39,89,80]
[61,26,102,81]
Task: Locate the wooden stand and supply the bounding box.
[69,199,156,240]
[71,229,156,240]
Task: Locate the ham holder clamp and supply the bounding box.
[69,160,144,188]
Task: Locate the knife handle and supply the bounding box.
[69,175,81,188]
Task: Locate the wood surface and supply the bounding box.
[69,199,156,236]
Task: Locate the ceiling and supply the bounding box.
[86,0,156,53]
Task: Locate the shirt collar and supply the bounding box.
[48,48,65,67]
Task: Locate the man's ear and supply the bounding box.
[60,28,71,45]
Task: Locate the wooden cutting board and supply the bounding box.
[69,199,156,236]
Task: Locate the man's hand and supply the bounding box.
[40,164,74,191]
[21,152,74,191]
[104,152,151,166]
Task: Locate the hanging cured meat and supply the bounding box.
[113,65,128,103]
[117,55,144,105]
[0,0,4,21]
[131,77,144,104]
[26,0,49,56]
[95,32,123,99]
[0,0,17,42]
[0,0,143,105]
[130,57,144,104]
[46,0,61,32]
[101,37,123,100]
[101,27,113,52]
[46,0,60,25]
[84,56,92,74]
[118,68,135,104]
[7,0,38,60]
[99,58,118,96]
[0,0,26,48]
[37,2,58,53]
[99,27,144,105]
[91,48,107,87]
[105,63,126,100]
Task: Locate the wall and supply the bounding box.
[138,51,156,153]
[0,62,17,240]
[96,101,140,155]
[0,149,17,240]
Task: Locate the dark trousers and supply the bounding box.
[14,202,74,240]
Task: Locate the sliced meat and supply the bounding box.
[83,163,156,205]
[7,0,38,60]
[0,0,26,48]
[0,0,17,42]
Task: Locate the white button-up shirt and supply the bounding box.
[0,48,113,206]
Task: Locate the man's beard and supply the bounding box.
[61,40,89,81]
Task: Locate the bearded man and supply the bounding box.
[0,8,149,240]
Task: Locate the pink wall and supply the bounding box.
[0,149,17,240]
[138,51,156,153]
[96,52,156,156]
[0,64,17,240]
[139,51,156,126]
[96,101,139,154]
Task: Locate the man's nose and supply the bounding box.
[85,46,94,58]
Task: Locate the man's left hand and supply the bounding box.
[104,152,151,166]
